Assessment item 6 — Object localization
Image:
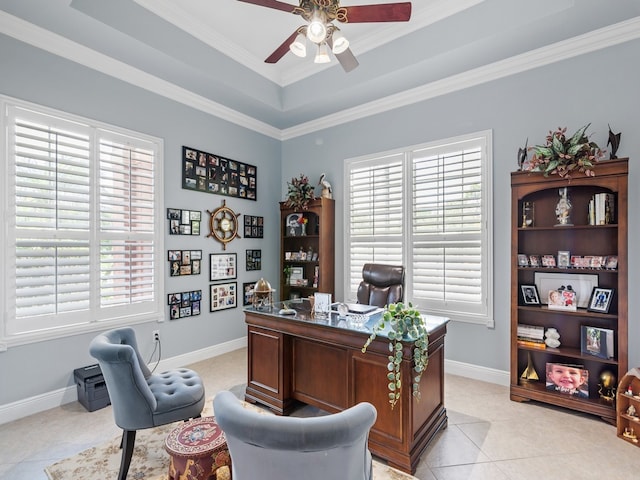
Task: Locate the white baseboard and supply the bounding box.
[1,340,507,426]
[0,336,247,426]
[445,359,510,386]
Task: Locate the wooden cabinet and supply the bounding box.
[510,159,628,423]
[617,368,640,446]
[279,197,335,301]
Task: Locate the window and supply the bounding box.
[344,131,493,326]
[1,97,164,345]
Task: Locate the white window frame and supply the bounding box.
[343,130,494,326]
[0,96,164,348]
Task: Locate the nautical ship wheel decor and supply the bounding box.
[207,200,241,250]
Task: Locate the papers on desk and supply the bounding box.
[331,303,383,315]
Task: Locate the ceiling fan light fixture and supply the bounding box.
[331,30,349,54]
[289,32,307,58]
[314,43,331,64]
[307,16,327,44]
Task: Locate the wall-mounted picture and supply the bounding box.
[587,287,614,313]
[210,282,237,312]
[244,215,264,238]
[545,362,589,398]
[243,281,256,306]
[167,208,201,235]
[168,290,202,319]
[210,253,237,281]
[246,249,262,271]
[182,146,257,200]
[168,250,202,276]
[520,284,540,305]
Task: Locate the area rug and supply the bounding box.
[45,392,417,480]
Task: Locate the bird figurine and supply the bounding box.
[607,124,621,159]
[318,173,333,199]
[517,138,528,170]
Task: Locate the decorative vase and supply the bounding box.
[301,223,306,236]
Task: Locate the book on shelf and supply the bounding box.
[589,193,615,225]
[517,324,544,340]
[517,339,546,349]
[581,325,615,359]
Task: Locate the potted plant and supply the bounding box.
[525,124,604,178]
[361,302,429,409]
[285,174,316,210]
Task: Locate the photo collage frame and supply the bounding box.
[210,282,237,312]
[182,146,257,200]
[210,253,237,282]
[168,290,202,319]
[168,250,202,276]
[167,208,201,235]
[246,249,262,271]
[244,215,264,238]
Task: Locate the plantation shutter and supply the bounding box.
[98,133,156,308]
[5,102,162,338]
[345,132,492,325]
[12,110,92,329]
[346,155,404,299]
[411,140,486,316]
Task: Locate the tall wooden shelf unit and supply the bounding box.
[510,158,628,423]
[279,197,335,301]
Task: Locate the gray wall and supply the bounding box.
[1,34,639,411]
[0,36,282,406]
[281,39,640,372]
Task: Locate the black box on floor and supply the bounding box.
[74,364,110,412]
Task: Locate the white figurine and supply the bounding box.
[318,173,333,199]
[544,327,561,348]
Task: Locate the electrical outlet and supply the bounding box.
[152,330,160,342]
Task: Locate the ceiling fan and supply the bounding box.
[238,0,412,72]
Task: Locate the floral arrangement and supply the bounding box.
[526,124,604,178]
[285,174,316,210]
[297,216,308,225]
[361,302,429,409]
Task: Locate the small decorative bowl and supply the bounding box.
[348,314,368,329]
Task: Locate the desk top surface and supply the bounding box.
[244,299,449,338]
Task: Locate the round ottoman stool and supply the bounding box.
[165,416,231,480]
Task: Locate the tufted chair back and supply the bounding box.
[90,327,204,480]
[356,263,405,308]
[214,390,377,480]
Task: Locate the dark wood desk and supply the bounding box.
[243,301,449,474]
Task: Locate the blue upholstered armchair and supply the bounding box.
[89,327,205,480]
[213,390,377,480]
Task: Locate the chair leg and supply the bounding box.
[118,429,136,480]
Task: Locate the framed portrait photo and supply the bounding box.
[587,287,614,313]
[210,253,237,281]
[520,284,540,305]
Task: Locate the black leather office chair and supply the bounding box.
[356,263,405,307]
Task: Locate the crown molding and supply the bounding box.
[281,16,640,140]
[2,10,639,141]
[0,10,281,139]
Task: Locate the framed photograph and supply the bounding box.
[289,266,304,285]
[244,215,264,238]
[167,290,202,319]
[581,325,614,359]
[167,207,201,235]
[557,250,570,268]
[285,213,304,237]
[168,250,201,276]
[545,363,589,398]
[517,254,529,267]
[541,254,556,267]
[210,282,237,312]
[604,255,618,270]
[520,284,540,305]
[587,287,614,313]
[314,292,332,317]
[534,272,598,309]
[547,288,577,311]
[210,253,237,281]
[242,281,256,306]
[528,255,540,267]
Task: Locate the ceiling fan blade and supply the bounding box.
[265,30,299,64]
[237,0,297,13]
[339,2,412,23]
[335,48,359,73]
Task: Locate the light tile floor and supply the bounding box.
[1,348,639,480]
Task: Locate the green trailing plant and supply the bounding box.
[526,124,604,178]
[361,302,429,409]
[285,174,316,210]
